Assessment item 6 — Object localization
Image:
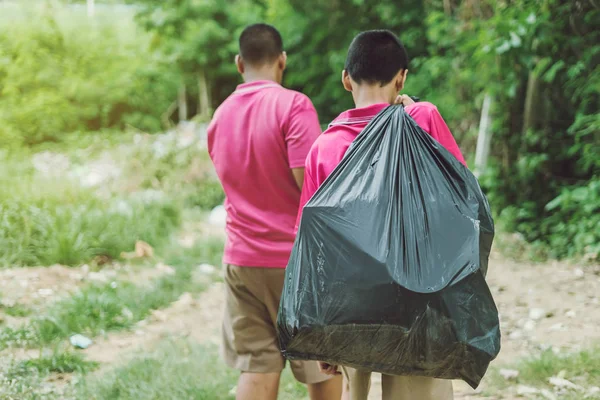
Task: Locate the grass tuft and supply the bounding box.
[75,339,307,400]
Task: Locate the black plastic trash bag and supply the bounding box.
[277,105,500,389]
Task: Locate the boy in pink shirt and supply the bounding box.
[297,30,464,400]
[208,24,341,400]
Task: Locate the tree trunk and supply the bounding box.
[197,70,211,119]
[474,93,493,177]
[87,0,95,17]
[522,71,541,135]
[178,83,187,122]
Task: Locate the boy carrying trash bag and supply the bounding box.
[278,30,500,400]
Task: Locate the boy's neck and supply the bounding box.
[352,87,394,109]
[242,66,281,85]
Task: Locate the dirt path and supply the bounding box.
[173,252,599,399]
[6,249,596,399]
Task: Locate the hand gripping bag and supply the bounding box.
[277,105,500,388]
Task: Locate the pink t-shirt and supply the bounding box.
[296,102,467,229]
[208,80,321,268]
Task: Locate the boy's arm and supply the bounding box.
[294,157,319,232]
[285,94,322,170]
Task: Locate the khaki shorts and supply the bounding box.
[342,367,454,400]
[221,264,330,384]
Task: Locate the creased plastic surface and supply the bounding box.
[277,105,500,389]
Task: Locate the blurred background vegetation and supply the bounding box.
[0,0,598,263]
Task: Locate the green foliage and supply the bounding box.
[0,190,180,267]
[8,351,98,378]
[0,4,179,146]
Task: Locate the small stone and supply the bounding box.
[151,310,167,322]
[548,376,582,390]
[509,330,523,340]
[539,389,558,400]
[173,292,195,309]
[122,307,134,320]
[38,288,54,297]
[198,264,216,274]
[529,308,546,321]
[70,334,93,349]
[156,263,176,276]
[565,310,577,318]
[499,369,519,380]
[585,387,600,399]
[524,320,536,332]
[574,268,584,278]
[517,385,540,395]
[88,272,108,283]
[549,323,566,332]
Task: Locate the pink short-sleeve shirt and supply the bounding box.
[208,80,321,268]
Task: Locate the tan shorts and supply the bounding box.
[221,264,330,384]
[342,367,454,400]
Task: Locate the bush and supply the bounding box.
[0,4,180,146]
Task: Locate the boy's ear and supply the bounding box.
[278,51,287,71]
[235,55,244,74]
[395,69,408,91]
[342,70,353,92]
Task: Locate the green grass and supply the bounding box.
[0,193,181,267]
[75,339,307,400]
[1,303,33,317]
[7,351,98,379]
[0,239,224,349]
[488,348,600,399]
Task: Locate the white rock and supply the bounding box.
[548,376,583,390]
[574,268,584,278]
[173,292,195,309]
[565,310,577,318]
[517,385,540,395]
[549,323,566,332]
[88,272,108,283]
[151,310,167,322]
[509,330,523,340]
[208,205,227,227]
[539,389,558,400]
[198,264,216,274]
[585,387,600,399]
[524,319,536,331]
[38,288,54,297]
[499,369,519,380]
[156,263,176,276]
[529,308,546,321]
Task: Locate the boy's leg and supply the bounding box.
[235,372,280,400]
[381,374,453,400]
[221,265,287,400]
[263,267,342,399]
[306,375,343,400]
[341,366,372,400]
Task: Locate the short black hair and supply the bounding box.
[239,23,283,66]
[345,30,409,86]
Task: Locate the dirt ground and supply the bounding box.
[85,251,600,399]
[1,250,598,399]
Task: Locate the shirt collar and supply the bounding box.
[235,80,281,95]
[329,103,389,127]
